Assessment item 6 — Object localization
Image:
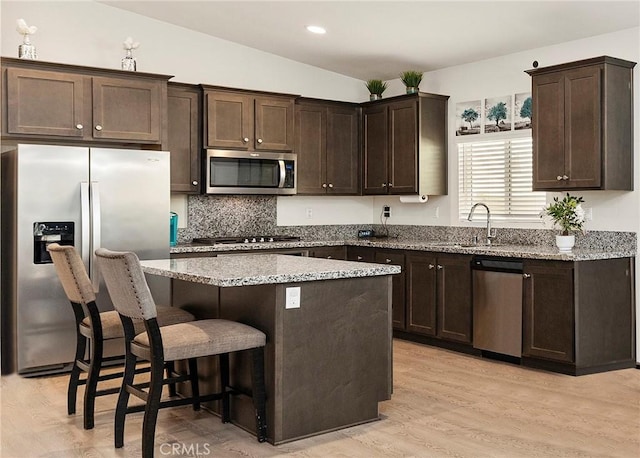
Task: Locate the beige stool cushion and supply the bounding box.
[131,320,266,362]
[80,306,194,340]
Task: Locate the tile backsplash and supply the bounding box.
[178,195,636,251]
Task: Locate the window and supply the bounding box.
[458,134,546,221]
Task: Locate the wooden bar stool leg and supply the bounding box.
[166,361,177,397]
[114,350,136,449]
[188,358,200,411]
[142,352,165,458]
[68,330,86,416]
[83,333,103,430]
[251,347,267,443]
[220,353,230,423]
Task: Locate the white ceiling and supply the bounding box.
[99,1,640,81]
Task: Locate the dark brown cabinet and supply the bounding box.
[203,87,296,152]
[1,58,169,145]
[527,56,636,191]
[295,99,359,195]
[522,260,574,362]
[406,252,472,343]
[167,83,201,193]
[362,92,448,196]
[308,245,346,260]
[346,246,376,263]
[522,258,635,375]
[374,250,406,330]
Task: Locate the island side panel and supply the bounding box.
[277,276,392,443]
[173,275,392,445]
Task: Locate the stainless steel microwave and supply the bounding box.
[205,150,296,195]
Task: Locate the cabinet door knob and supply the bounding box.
[95,125,103,131]
[243,137,249,143]
[327,256,333,259]
[556,176,563,181]
[357,256,363,261]
[382,183,387,187]
[385,258,392,263]
[328,183,334,188]
[562,175,569,180]
[388,182,393,187]
[523,273,531,279]
[428,264,435,269]
[437,265,443,270]
[192,181,198,186]
[322,183,327,188]
[76,124,83,130]
[257,138,263,144]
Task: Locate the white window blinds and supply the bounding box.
[458,135,546,221]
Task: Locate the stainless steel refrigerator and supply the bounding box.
[1,144,170,375]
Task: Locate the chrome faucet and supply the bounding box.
[467,203,496,245]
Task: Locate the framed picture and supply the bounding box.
[484,95,512,133]
[514,92,532,130]
[455,100,481,136]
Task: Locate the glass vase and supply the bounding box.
[121,49,136,71]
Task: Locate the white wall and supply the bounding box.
[0,1,367,100]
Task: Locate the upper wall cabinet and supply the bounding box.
[202,87,296,152]
[295,99,360,195]
[167,83,201,193]
[362,92,449,196]
[526,56,636,191]
[1,57,171,145]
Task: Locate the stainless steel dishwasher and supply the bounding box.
[472,256,523,358]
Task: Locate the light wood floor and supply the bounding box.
[1,340,639,457]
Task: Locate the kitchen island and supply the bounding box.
[140,254,401,444]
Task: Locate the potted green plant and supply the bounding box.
[400,70,423,94]
[365,79,387,101]
[541,193,586,252]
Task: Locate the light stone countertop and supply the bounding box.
[170,239,636,261]
[141,254,401,287]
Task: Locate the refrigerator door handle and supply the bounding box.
[80,182,91,268]
[90,181,102,292]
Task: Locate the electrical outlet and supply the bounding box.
[383,205,391,218]
[305,208,313,219]
[584,207,593,221]
[285,287,301,309]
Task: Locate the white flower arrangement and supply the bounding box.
[16,19,37,38]
[123,37,140,51]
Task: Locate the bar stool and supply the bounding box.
[95,248,267,458]
[47,243,195,430]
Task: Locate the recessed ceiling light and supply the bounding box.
[306,25,326,35]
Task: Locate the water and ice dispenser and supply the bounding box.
[33,222,75,264]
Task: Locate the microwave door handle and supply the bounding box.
[80,182,90,269]
[278,160,286,188]
[90,181,101,292]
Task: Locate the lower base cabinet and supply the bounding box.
[522,257,635,375]
[406,252,472,343]
[374,250,406,330]
[308,245,346,259]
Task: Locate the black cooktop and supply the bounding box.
[192,235,301,245]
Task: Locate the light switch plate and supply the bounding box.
[285,286,301,309]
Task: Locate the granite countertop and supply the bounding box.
[141,254,401,287]
[170,239,636,261]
